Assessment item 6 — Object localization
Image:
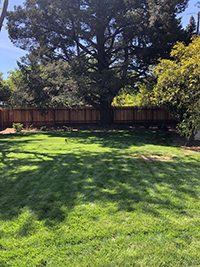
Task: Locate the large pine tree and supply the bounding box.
[7,0,188,124]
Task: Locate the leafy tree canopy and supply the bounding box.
[152,37,200,145]
[0,73,11,105]
[7,0,189,124]
[6,55,82,108]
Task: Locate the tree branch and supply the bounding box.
[0,0,8,32]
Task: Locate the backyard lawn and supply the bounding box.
[0,130,200,266]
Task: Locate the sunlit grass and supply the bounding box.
[0,130,200,266]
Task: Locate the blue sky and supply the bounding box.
[0,0,198,79]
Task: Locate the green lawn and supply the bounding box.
[0,130,200,266]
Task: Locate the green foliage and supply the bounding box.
[137,77,157,107]
[112,87,139,106]
[7,59,82,108]
[112,93,138,106]
[40,126,46,131]
[186,15,196,38]
[137,84,152,107]
[12,123,24,132]
[1,131,200,266]
[63,125,73,131]
[0,73,11,105]
[152,37,200,144]
[6,68,30,107]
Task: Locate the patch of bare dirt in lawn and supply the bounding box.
[181,145,200,152]
[141,154,173,161]
[128,153,174,162]
[0,127,39,134]
[171,132,200,152]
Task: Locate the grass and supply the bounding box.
[0,130,200,266]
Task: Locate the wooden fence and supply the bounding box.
[0,106,176,128]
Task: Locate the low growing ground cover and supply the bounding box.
[0,130,200,266]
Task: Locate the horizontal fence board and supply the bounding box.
[0,106,177,128]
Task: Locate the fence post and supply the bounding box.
[0,109,1,128]
[53,109,55,126]
[31,109,34,125]
[69,108,71,124]
[84,107,87,124]
[8,109,10,127]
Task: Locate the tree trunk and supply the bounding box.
[185,125,196,146]
[99,100,113,126]
[0,0,8,32]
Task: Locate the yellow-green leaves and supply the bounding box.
[153,37,200,142]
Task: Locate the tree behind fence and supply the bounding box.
[0,106,176,127]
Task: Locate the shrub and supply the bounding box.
[13,123,24,132]
[63,126,73,131]
[40,126,47,131]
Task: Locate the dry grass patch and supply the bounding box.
[140,154,173,161]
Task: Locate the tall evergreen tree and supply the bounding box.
[7,0,188,124]
[186,15,196,41]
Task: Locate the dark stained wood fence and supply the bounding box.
[0,106,176,128]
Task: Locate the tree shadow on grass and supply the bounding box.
[0,129,173,149]
[0,130,173,170]
[47,129,174,148]
[0,140,200,227]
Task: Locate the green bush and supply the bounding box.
[63,125,73,131]
[12,123,24,132]
[40,126,47,131]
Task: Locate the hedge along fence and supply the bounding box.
[0,106,176,128]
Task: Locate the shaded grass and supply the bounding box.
[0,130,200,266]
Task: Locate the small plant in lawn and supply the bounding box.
[40,126,47,131]
[63,125,73,131]
[12,123,24,132]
